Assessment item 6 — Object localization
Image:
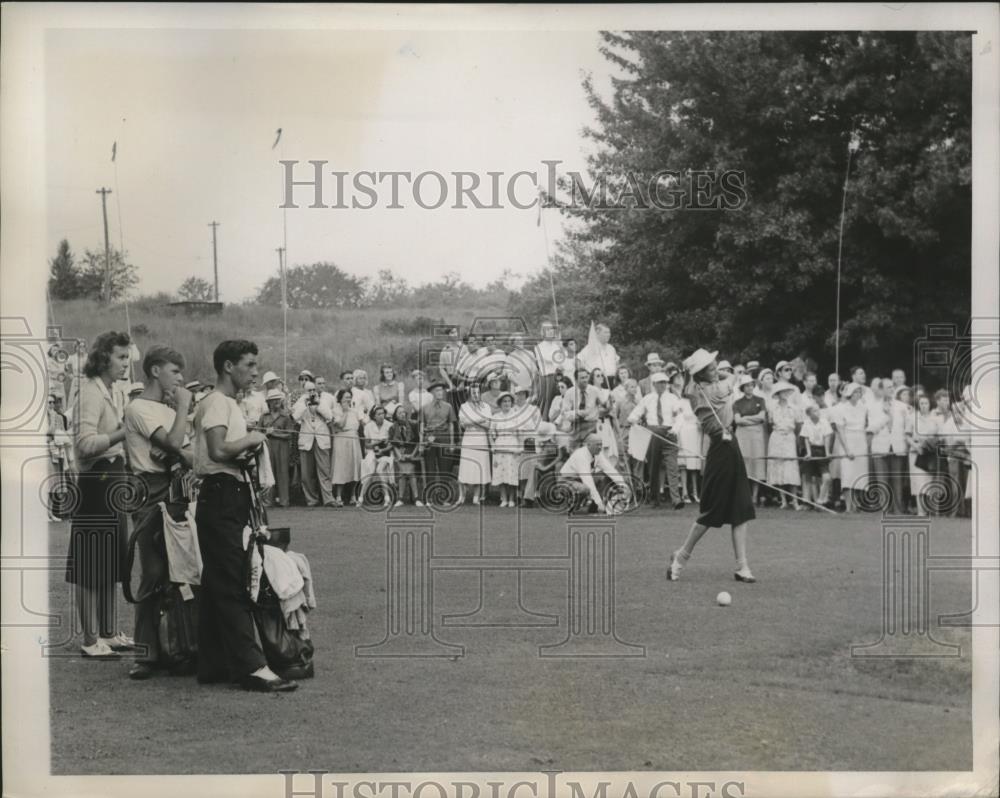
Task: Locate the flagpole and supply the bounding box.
[834,132,860,376]
[112,137,135,380]
[276,128,289,387]
[538,188,559,328]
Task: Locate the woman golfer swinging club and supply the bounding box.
[668,348,757,583]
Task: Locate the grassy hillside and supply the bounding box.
[49,299,508,386]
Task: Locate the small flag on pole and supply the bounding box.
[111,141,117,162]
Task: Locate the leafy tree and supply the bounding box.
[48,239,80,300]
[177,276,215,301]
[256,261,366,309]
[363,269,411,305]
[512,31,971,374]
[77,247,139,303]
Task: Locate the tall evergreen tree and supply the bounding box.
[511,32,971,373]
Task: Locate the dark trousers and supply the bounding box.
[267,438,291,506]
[648,427,682,505]
[195,474,267,681]
[132,473,172,664]
[422,441,453,497]
[869,453,893,513]
[887,454,910,515]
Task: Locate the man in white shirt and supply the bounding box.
[240,376,268,426]
[628,371,685,509]
[559,433,627,514]
[564,367,602,447]
[194,339,295,692]
[534,321,564,415]
[578,323,620,380]
[292,382,335,507]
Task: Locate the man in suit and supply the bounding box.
[419,381,457,496]
[291,381,335,506]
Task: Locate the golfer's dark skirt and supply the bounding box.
[697,435,756,528]
[65,458,128,586]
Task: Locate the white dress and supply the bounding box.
[838,400,869,490]
[766,402,801,487]
[458,401,492,485]
[491,408,522,486]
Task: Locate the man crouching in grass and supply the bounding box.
[193,339,298,692]
[558,432,629,514]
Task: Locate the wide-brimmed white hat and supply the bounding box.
[717,360,733,371]
[535,421,556,442]
[842,382,863,398]
[645,352,665,366]
[772,381,797,396]
[261,371,279,384]
[736,374,756,390]
[683,348,718,375]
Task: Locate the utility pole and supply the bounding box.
[96,188,112,303]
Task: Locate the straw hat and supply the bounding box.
[682,348,718,375]
[265,389,285,402]
[772,381,797,396]
[650,372,670,384]
[645,352,665,367]
[736,374,756,390]
[496,391,515,405]
[535,421,556,442]
[261,371,279,384]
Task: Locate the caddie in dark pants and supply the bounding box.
[192,339,298,693]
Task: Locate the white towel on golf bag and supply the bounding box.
[256,441,275,490]
[159,501,202,585]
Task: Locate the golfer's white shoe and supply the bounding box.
[667,551,684,582]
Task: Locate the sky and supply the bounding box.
[45,28,613,301]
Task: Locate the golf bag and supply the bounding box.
[242,452,315,680]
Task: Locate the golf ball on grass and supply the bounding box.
[716,591,732,607]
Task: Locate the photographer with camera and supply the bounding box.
[193,339,296,692]
[292,380,335,507]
